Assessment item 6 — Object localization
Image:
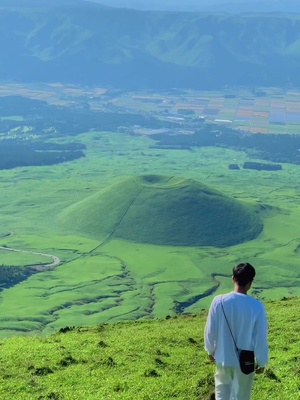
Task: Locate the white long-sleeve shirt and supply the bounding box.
[204,292,268,367]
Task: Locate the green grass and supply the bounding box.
[0,297,298,399]
[0,248,50,267]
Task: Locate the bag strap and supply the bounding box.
[221,296,239,353]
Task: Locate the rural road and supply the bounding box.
[0,246,60,271]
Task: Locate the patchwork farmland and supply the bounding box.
[118,88,300,135]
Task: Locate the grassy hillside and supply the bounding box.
[58,174,263,247]
[1,5,300,88]
[0,296,298,399]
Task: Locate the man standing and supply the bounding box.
[204,262,268,400]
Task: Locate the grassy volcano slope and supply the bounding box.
[0,297,298,400]
[58,175,263,247]
[57,177,143,242]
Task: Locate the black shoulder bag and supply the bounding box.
[221,297,255,375]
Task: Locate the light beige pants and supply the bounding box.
[215,364,255,400]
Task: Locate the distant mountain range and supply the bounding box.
[1,1,300,89]
[88,0,300,13]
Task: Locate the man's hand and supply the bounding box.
[208,354,215,363]
[255,367,265,374]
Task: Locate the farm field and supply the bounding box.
[0,85,300,337]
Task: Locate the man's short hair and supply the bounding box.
[233,262,256,287]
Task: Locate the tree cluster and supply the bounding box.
[0,265,36,290]
[0,140,85,169]
[152,124,300,165]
